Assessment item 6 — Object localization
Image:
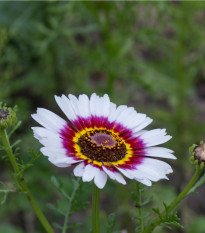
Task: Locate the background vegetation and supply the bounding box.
[1,1,205,233]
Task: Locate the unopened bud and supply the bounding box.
[0,103,17,129]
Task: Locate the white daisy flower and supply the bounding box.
[31,94,175,189]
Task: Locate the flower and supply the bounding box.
[31,94,175,189]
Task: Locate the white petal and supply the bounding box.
[40,147,79,165]
[89,93,111,117]
[31,108,66,132]
[40,147,67,158]
[32,127,63,147]
[135,165,164,182]
[108,102,117,119]
[40,137,62,148]
[139,158,173,176]
[147,135,172,147]
[114,107,135,125]
[140,129,166,139]
[96,94,110,117]
[125,113,147,129]
[82,164,99,182]
[48,157,77,167]
[133,130,147,137]
[115,107,147,130]
[140,129,172,147]
[126,169,145,178]
[145,147,176,159]
[102,166,126,185]
[55,95,77,121]
[32,127,45,140]
[135,178,152,186]
[73,162,85,177]
[115,167,135,179]
[114,157,173,186]
[90,93,98,116]
[123,168,152,186]
[94,170,107,189]
[107,103,153,132]
[78,94,91,118]
[93,95,103,117]
[133,117,153,133]
[108,105,127,122]
[68,94,87,118]
[101,94,111,117]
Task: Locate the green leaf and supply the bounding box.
[152,208,161,217]
[107,213,116,233]
[141,196,153,206]
[0,181,10,205]
[8,120,22,137]
[51,176,62,189]
[161,223,172,230]
[47,203,65,215]
[171,221,184,229]
[0,191,8,205]
[53,222,64,230]
[51,176,71,200]
[11,139,21,148]
[135,225,141,233]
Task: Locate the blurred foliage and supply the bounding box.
[1,1,205,233]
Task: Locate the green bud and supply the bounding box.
[0,103,17,130]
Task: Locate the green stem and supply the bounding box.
[62,178,80,233]
[92,184,100,233]
[142,167,203,233]
[0,128,55,233]
[1,129,19,173]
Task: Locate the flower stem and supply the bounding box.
[0,129,19,173]
[62,178,80,233]
[92,184,100,233]
[142,167,203,233]
[0,128,55,233]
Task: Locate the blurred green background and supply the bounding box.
[1,1,205,233]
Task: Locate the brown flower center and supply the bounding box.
[77,129,127,162]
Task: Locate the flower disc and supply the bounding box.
[75,129,127,162]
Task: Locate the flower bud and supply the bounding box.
[194,143,205,164]
[0,103,17,130]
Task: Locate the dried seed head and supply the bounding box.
[194,143,205,164]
